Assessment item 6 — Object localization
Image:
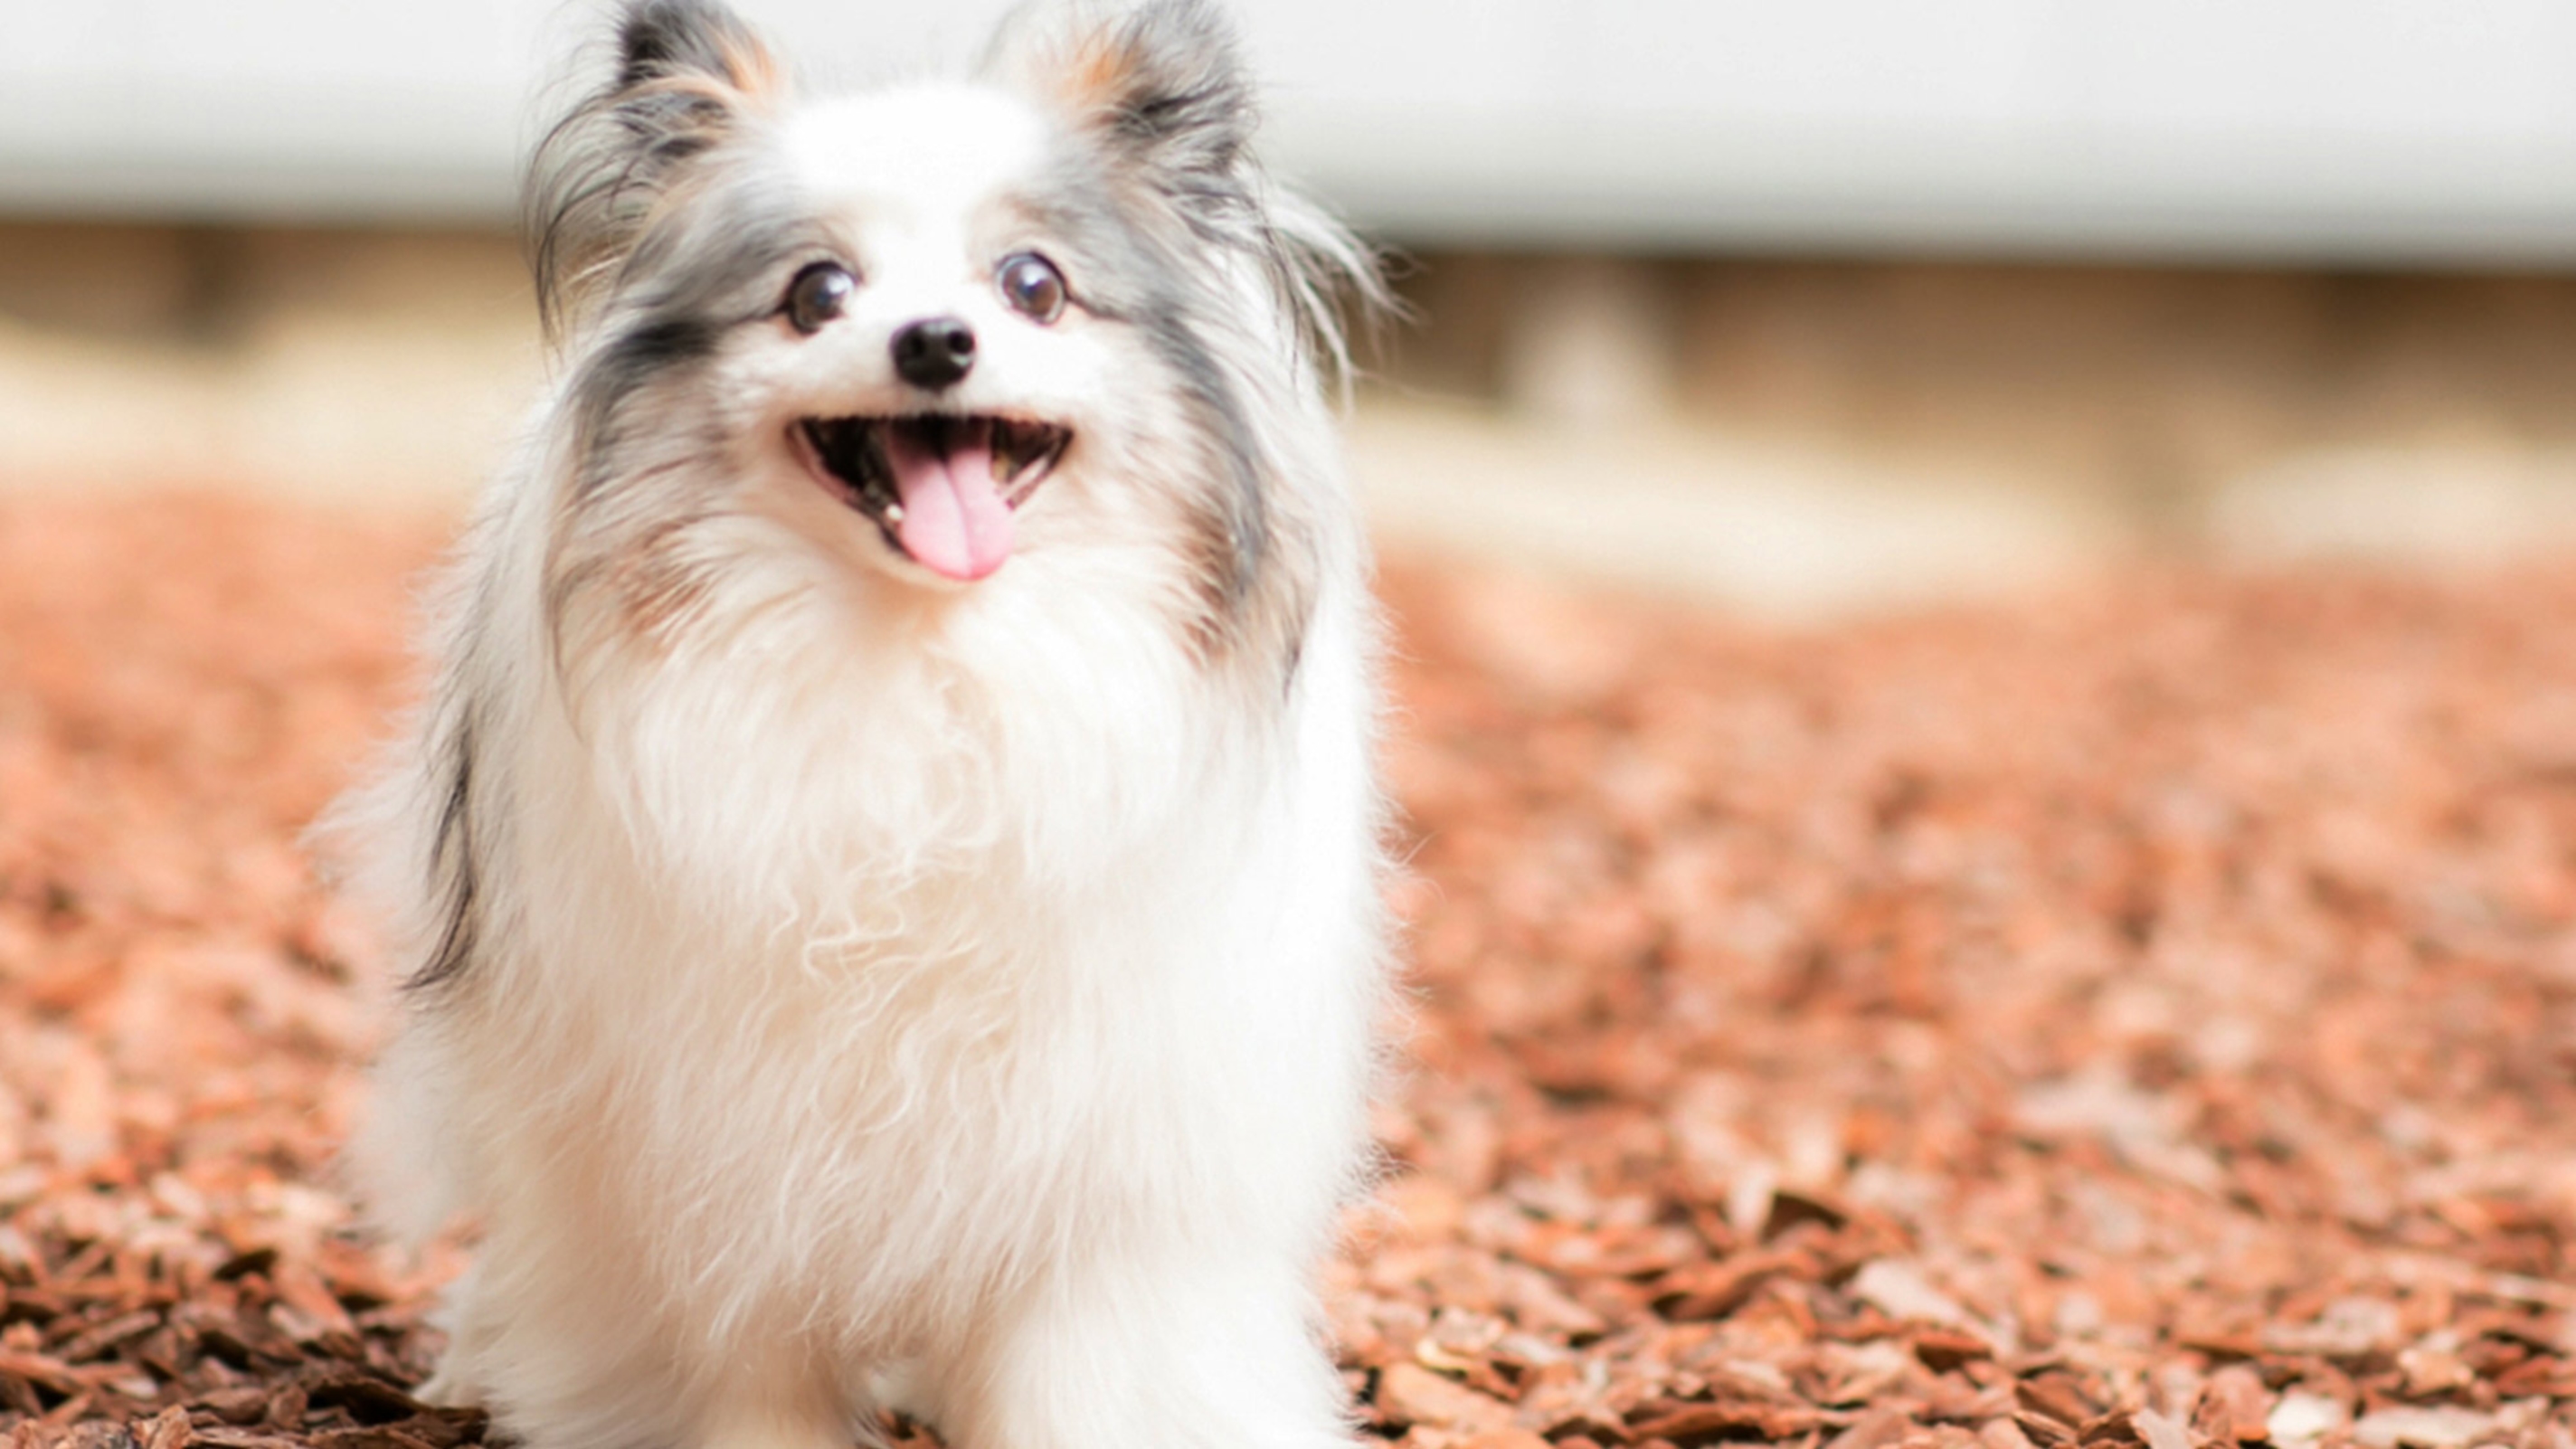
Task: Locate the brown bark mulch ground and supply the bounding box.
[4,496,2574,1449]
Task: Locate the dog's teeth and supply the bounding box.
[884,502,904,522]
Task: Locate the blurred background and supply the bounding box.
[5,0,2576,617]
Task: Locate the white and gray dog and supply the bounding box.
[324,3,1390,1447]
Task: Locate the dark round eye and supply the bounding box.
[784,262,855,335]
[997,252,1066,324]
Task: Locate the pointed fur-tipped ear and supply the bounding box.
[614,0,782,93]
[526,0,786,340]
[991,1,1256,214]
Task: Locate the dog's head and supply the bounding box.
[531,0,1376,660]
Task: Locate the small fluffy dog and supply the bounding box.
[324,3,1388,1447]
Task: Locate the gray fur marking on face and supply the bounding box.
[566,164,823,486]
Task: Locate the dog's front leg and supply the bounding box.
[936,1252,1353,1449]
[689,1375,858,1449]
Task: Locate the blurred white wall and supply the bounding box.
[3,1,2574,262]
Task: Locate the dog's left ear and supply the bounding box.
[990,0,1256,211]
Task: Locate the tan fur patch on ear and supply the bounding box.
[1055,33,1145,118]
[633,31,782,117]
[710,30,784,106]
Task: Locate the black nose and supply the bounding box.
[891,317,976,390]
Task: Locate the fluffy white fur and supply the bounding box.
[323,5,1388,1449]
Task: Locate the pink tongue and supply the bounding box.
[884,422,1012,582]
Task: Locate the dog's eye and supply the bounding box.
[997,253,1066,325]
[784,263,855,335]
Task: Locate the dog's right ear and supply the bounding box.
[614,0,780,90]
[526,0,786,342]
[984,1,1256,231]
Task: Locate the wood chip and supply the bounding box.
[2352,1407,2500,1449]
[1628,1401,1823,1445]
[1378,1364,1517,1434]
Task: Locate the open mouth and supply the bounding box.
[795,413,1072,582]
